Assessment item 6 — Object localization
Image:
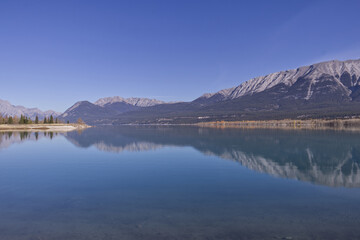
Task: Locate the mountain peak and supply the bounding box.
[94,96,165,107]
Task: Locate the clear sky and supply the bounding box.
[1,0,360,112]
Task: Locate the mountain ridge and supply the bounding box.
[60,97,168,123]
[30,58,360,124]
[195,59,360,103]
[104,58,360,124]
[0,99,60,119]
[94,96,166,107]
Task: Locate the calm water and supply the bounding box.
[1,126,360,240]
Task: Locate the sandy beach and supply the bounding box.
[0,124,90,132]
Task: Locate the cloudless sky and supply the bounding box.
[1,0,360,112]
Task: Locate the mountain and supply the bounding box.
[60,97,166,123]
[94,96,165,107]
[60,101,115,123]
[195,59,360,103]
[107,59,360,124]
[61,59,360,124]
[0,99,60,119]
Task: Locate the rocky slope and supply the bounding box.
[195,59,360,103]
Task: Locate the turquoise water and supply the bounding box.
[0,126,360,239]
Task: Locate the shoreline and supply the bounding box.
[0,124,91,132]
[5,119,360,131]
[195,118,360,131]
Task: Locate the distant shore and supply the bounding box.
[0,124,91,132]
[196,118,360,130]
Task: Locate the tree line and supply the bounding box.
[0,114,65,124]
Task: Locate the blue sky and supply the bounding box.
[1,0,360,112]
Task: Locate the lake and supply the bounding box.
[0,126,360,240]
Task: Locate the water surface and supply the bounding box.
[0,126,360,240]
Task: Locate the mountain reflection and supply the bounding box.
[2,127,360,187]
[65,126,360,188]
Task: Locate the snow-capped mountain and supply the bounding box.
[94,97,165,107]
[0,99,60,119]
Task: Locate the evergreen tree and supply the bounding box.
[55,118,58,124]
[8,116,13,124]
[67,120,69,124]
[43,117,47,124]
[35,116,39,124]
[49,115,54,124]
[19,115,25,124]
[0,115,6,124]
